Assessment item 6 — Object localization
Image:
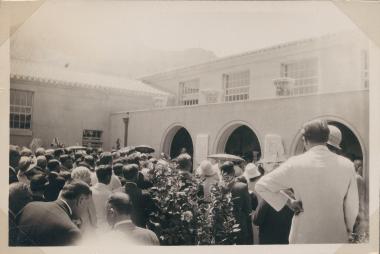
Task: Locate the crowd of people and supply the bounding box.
[8,119,367,246]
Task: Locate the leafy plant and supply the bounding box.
[147,163,240,245]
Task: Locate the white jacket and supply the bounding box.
[255,145,359,244]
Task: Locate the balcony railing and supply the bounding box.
[273,77,295,96]
[273,77,318,96]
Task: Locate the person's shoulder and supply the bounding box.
[332,153,355,172]
[133,226,158,239]
[335,153,354,165]
[286,152,308,164]
[23,201,51,211]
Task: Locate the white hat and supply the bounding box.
[327,125,342,150]
[197,160,216,177]
[243,163,261,179]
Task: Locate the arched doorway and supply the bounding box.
[291,118,368,228]
[216,123,261,162]
[170,127,194,159]
[293,120,364,162]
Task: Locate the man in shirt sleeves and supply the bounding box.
[255,119,359,244]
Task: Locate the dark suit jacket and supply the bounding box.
[124,182,157,228]
[16,200,81,246]
[253,198,293,244]
[9,166,18,184]
[230,181,253,245]
[137,172,153,189]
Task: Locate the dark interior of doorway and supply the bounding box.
[224,125,261,162]
[294,121,363,162]
[170,127,194,160]
[328,121,363,161]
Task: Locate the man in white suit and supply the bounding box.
[255,119,359,243]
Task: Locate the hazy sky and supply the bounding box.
[11,0,360,76]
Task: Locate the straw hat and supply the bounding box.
[243,163,261,179]
[327,125,342,150]
[197,160,216,177]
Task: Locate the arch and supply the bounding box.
[290,115,367,175]
[290,115,369,223]
[160,123,194,159]
[213,120,262,162]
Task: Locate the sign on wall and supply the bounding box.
[194,134,209,167]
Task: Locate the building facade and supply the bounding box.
[10,60,168,150]
[110,31,370,214]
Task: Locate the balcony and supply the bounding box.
[200,89,222,104]
[273,77,295,96]
[273,77,319,96]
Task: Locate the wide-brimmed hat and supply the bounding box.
[327,125,342,150]
[243,163,261,179]
[197,160,216,177]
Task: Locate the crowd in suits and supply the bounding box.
[8,120,366,246]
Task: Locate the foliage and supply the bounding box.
[209,183,240,245]
[147,163,240,245]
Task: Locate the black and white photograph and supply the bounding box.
[1,0,379,252]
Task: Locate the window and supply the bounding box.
[178,79,199,106]
[361,50,369,89]
[82,129,103,148]
[10,89,33,130]
[281,58,318,95]
[223,70,250,102]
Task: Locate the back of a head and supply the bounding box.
[9,145,20,168]
[35,147,46,157]
[96,165,113,184]
[18,156,31,173]
[20,147,32,157]
[59,171,72,182]
[126,153,140,165]
[60,179,91,200]
[71,166,91,184]
[302,119,330,144]
[9,182,32,215]
[84,155,95,167]
[36,156,47,169]
[75,151,84,161]
[59,154,70,164]
[220,161,235,176]
[86,148,93,155]
[54,148,64,158]
[122,164,139,181]
[107,192,133,215]
[177,153,192,170]
[113,163,124,176]
[99,152,113,166]
[47,159,61,172]
[30,174,48,192]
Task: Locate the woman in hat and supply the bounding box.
[243,163,262,194]
[243,163,262,244]
[197,160,220,202]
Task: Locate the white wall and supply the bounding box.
[10,80,158,150]
[143,32,369,104]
